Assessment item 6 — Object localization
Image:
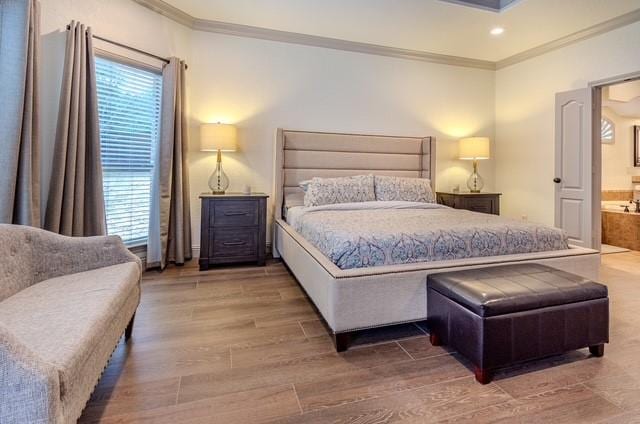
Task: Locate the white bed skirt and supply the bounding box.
[274,219,601,333]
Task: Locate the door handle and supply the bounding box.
[553,178,561,183]
[224,211,248,216]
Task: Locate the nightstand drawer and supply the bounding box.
[211,227,258,258]
[465,198,494,214]
[436,192,501,215]
[211,200,259,227]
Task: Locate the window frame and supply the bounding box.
[601,116,615,144]
[94,51,163,248]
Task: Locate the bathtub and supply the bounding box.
[601,200,636,213]
[601,204,640,251]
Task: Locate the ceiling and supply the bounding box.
[161,0,640,62]
[604,81,640,119]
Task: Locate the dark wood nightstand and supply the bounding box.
[436,192,501,215]
[199,193,268,270]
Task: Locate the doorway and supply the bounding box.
[554,71,640,251]
[598,78,640,254]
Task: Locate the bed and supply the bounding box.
[272,129,601,351]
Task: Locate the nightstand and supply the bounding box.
[199,193,268,270]
[436,192,501,215]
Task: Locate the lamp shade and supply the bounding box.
[200,123,237,152]
[459,137,490,160]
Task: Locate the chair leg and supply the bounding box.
[125,313,136,341]
[589,344,605,357]
[475,367,493,384]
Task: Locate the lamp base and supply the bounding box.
[208,149,230,195]
[466,160,485,193]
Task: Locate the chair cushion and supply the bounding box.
[0,262,140,398]
[427,263,607,317]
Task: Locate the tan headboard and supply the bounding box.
[273,129,436,221]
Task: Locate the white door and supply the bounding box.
[554,88,593,248]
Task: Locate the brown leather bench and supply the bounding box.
[427,263,609,384]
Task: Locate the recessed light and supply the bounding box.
[490,27,505,36]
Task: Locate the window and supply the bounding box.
[601,117,615,144]
[95,57,162,246]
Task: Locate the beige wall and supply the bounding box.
[40,0,640,251]
[187,31,496,249]
[39,0,496,252]
[495,22,640,225]
[601,107,640,191]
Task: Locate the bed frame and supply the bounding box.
[272,129,601,351]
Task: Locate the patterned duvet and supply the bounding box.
[287,201,569,270]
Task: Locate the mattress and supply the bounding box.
[287,201,569,270]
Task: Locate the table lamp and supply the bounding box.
[459,137,490,193]
[200,123,237,194]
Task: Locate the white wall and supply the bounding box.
[601,107,640,191]
[495,22,640,225]
[39,0,496,251]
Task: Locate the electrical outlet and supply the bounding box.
[521,214,528,222]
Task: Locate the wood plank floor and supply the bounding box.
[79,252,640,423]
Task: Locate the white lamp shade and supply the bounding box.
[459,137,490,160]
[200,123,237,152]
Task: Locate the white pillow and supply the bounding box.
[374,176,435,203]
[304,175,375,207]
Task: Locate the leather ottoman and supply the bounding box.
[427,263,609,384]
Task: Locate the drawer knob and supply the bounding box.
[224,211,248,216]
[223,241,247,246]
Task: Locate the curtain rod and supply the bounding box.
[65,24,188,70]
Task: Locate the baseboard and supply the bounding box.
[132,243,272,268]
[191,242,272,260]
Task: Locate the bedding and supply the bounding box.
[304,174,375,207]
[287,201,569,270]
[374,175,435,203]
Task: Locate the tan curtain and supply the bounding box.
[147,58,192,269]
[0,0,41,226]
[44,21,106,236]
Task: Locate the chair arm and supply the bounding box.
[31,231,142,283]
[0,323,62,423]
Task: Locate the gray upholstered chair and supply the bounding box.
[0,224,141,424]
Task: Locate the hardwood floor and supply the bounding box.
[79,252,640,423]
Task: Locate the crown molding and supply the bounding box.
[131,0,495,70]
[132,0,195,27]
[191,18,496,70]
[438,0,523,13]
[132,0,640,71]
[496,9,640,69]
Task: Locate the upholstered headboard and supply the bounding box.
[273,129,436,221]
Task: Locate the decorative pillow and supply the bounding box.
[374,176,435,203]
[304,175,375,207]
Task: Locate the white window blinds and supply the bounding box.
[95,56,162,246]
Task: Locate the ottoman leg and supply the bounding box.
[475,367,493,385]
[429,332,441,346]
[589,344,605,357]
